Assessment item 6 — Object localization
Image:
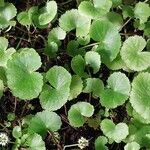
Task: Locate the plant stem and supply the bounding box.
[80,42,99,49]
[63,143,79,150]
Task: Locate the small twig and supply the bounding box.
[63,144,79,150]
[80,42,99,49]
[14,97,17,113]
[119,18,131,31]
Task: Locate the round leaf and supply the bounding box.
[40,66,71,111]
[124,142,140,150]
[121,36,150,71]
[95,136,108,150]
[130,72,150,122]
[68,102,94,127]
[90,20,121,62]
[100,72,130,109]
[7,48,43,100]
[85,51,101,74]
[101,119,129,143]
[28,110,62,137]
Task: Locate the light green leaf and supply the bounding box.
[0,3,17,21]
[95,136,108,150]
[7,48,43,100]
[69,75,83,100]
[71,55,88,78]
[68,102,94,127]
[28,110,62,137]
[100,72,130,109]
[17,11,32,26]
[22,133,46,150]
[85,51,101,74]
[130,72,150,122]
[101,119,129,143]
[0,80,4,99]
[90,20,121,62]
[124,142,140,150]
[134,2,150,24]
[12,126,22,139]
[78,0,112,19]
[40,66,71,110]
[121,36,150,71]
[39,1,57,25]
[59,9,91,37]
[83,78,104,97]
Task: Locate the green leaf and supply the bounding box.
[67,40,85,57]
[40,66,71,111]
[95,136,108,150]
[78,0,112,19]
[106,12,123,30]
[0,0,4,7]
[22,133,46,150]
[130,72,150,122]
[83,78,104,97]
[121,36,150,71]
[0,3,17,21]
[124,142,140,150]
[100,72,130,109]
[71,55,88,77]
[17,11,32,26]
[111,0,122,7]
[90,20,121,62]
[101,119,129,143]
[7,48,43,100]
[28,110,62,137]
[134,2,150,24]
[12,126,22,139]
[0,37,16,67]
[59,9,91,37]
[69,75,83,100]
[68,102,94,127]
[85,51,101,74]
[122,5,134,19]
[38,1,57,25]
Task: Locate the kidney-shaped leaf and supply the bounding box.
[85,51,101,74]
[101,119,129,143]
[124,142,140,150]
[90,20,121,62]
[130,72,150,122]
[121,36,150,71]
[28,110,62,137]
[40,66,71,111]
[100,72,130,109]
[68,102,94,127]
[95,136,108,150]
[0,37,15,67]
[7,48,43,100]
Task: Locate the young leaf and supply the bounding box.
[40,66,71,111]
[78,0,112,19]
[59,9,91,37]
[100,72,130,109]
[12,126,22,139]
[0,3,17,28]
[7,48,43,100]
[68,102,94,127]
[124,142,140,150]
[0,37,16,67]
[101,119,129,143]
[28,110,62,137]
[95,136,108,150]
[134,2,150,24]
[69,75,83,100]
[22,133,46,150]
[121,36,150,71]
[85,51,101,74]
[83,78,104,97]
[130,72,150,122]
[90,20,121,62]
[17,11,32,26]
[71,55,88,78]
[38,1,57,25]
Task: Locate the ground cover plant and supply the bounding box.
[0,0,150,149]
